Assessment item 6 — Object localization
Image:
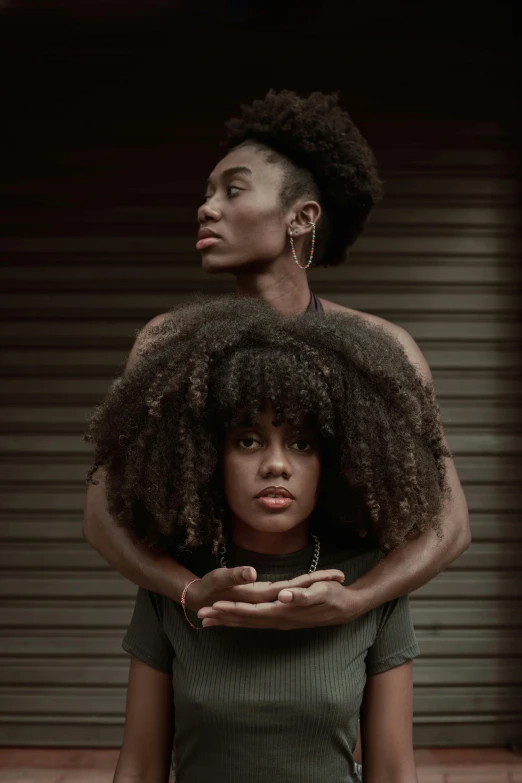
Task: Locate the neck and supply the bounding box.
[231,517,310,554]
[234,254,312,317]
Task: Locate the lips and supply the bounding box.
[198,227,221,241]
[255,486,295,500]
[196,227,221,251]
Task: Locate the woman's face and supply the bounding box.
[196,145,290,273]
[222,408,322,550]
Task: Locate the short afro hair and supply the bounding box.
[86,296,449,556]
[224,89,383,267]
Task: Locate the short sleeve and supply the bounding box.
[366,595,420,676]
[122,588,175,675]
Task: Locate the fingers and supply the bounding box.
[198,600,281,618]
[277,582,329,606]
[213,565,257,589]
[285,569,345,588]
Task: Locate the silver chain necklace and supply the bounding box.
[219,534,320,575]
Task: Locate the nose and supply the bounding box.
[197,196,221,226]
[260,443,292,480]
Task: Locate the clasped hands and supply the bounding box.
[185,566,364,630]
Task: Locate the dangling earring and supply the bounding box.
[290,222,316,270]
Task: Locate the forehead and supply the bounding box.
[208,145,285,190]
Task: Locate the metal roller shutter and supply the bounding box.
[1,105,521,748]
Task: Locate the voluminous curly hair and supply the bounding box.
[224,89,383,267]
[86,296,449,555]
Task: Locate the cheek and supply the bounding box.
[234,203,285,248]
[222,453,253,506]
[297,457,322,504]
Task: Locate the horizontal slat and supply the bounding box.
[0,573,136,598]
[416,628,522,657]
[414,572,522,599]
[412,721,522,747]
[3,627,521,658]
[384,177,520,198]
[411,600,522,628]
[0,570,518,600]
[0,722,124,747]
[413,659,522,686]
[0,598,519,628]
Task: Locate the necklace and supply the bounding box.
[219,534,320,575]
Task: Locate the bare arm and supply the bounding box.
[83,314,196,604]
[84,466,197,604]
[113,657,173,783]
[348,326,470,612]
[360,661,417,783]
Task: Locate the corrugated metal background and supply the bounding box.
[1,120,521,746]
[1,0,521,750]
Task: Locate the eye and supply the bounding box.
[227,185,241,197]
[238,436,261,450]
[291,441,312,452]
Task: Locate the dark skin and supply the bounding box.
[84,143,470,629]
[86,144,468,767]
[115,411,418,783]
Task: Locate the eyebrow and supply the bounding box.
[207,166,253,187]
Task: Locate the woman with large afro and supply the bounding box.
[83,92,468,650]
[87,295,449,782]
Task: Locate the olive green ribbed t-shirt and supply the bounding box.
[122,541,419,783]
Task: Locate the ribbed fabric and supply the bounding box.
[123,542,419,783]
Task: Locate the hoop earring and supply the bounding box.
[290,222,316,270]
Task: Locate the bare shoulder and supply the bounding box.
[318,297,431,382]
[125,311,173,373]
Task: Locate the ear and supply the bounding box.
[288,199,322,237]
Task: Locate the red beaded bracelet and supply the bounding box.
[181,577,204,629]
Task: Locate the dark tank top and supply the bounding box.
[307,292,324,313]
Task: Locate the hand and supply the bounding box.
[184,566,345,614]
[197,580,366,630]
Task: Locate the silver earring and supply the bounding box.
[289,222,316,270]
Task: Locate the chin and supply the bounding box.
[248,516,303,533]
[201,252,267,275]
[201,252,240,274]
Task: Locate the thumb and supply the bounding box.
[216,565,257,587]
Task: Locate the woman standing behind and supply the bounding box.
[84,89,469,634]
[87,297,449,783]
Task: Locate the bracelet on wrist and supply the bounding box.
[181,577,204,630]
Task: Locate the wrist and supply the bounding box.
[340,582,373,622]
[183,577,203,613]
